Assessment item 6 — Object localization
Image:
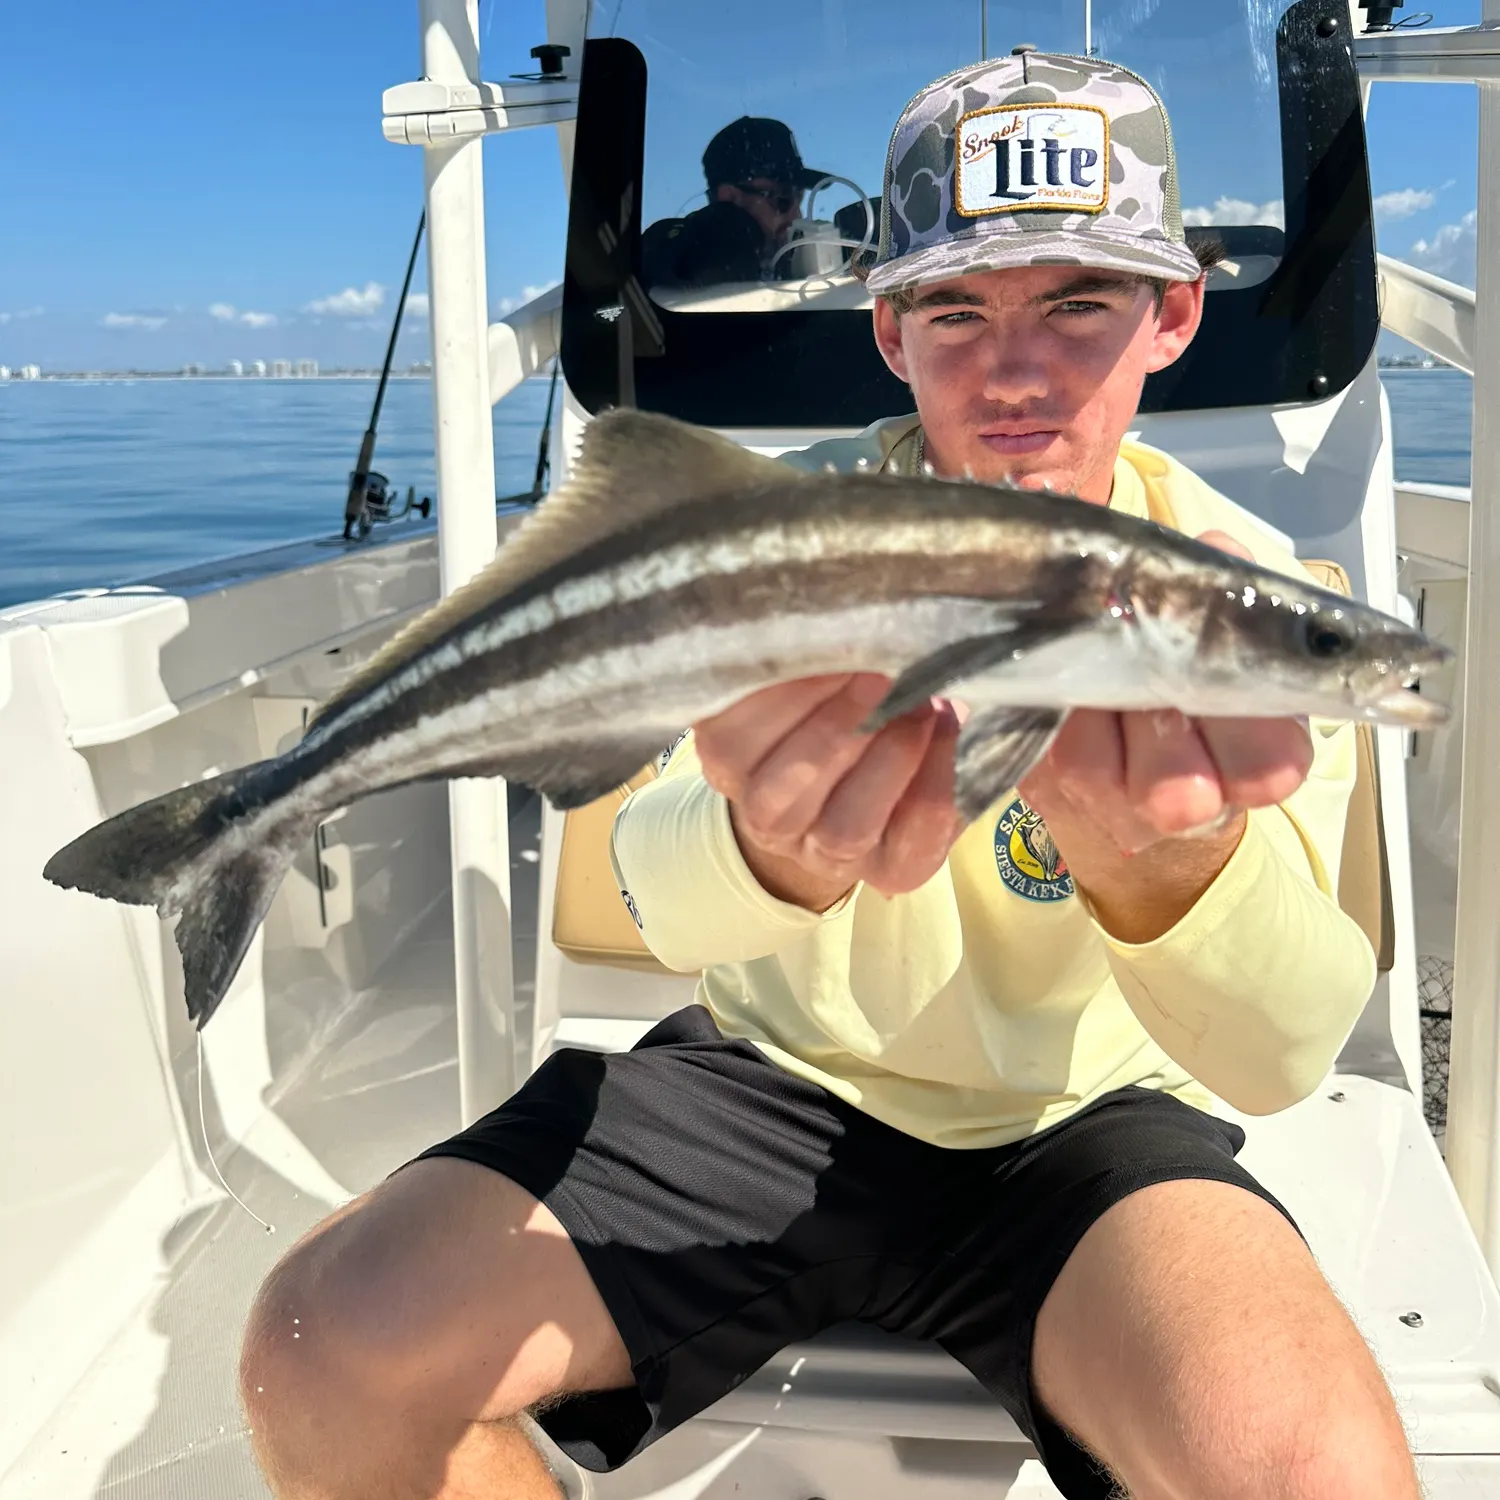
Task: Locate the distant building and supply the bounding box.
[19,364,40,381]
[183,362,203,377]
[295,358,318,378]
[227,359,243,377]
[271,359,292,378]
[251,359,267,377]
[407,360,432,375]
[0,367,10,381]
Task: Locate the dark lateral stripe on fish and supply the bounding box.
[294,547,1103,770]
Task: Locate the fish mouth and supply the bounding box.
[1372,684,1450,727]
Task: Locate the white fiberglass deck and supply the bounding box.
[2,896,468,1500]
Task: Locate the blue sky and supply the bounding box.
[0,0,1482,371]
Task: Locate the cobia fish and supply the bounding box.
[44,407,1449,1028]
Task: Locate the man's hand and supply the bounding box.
[694,674,965,912]
[1018,531,1315,943]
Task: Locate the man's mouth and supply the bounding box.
[978,429,1060,457]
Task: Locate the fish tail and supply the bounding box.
[43,761,312,1029]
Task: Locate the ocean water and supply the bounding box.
[0,376,555,609]
[1382,368,1473,488]
[0,368,1474,610]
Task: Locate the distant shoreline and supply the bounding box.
[0,372,436,384]
[0,370,571,385]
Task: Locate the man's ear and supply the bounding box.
[872,296,911,383]
[1145,276,1205,375]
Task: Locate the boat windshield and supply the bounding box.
[606,0,1291,314]
[563,0,1375,425]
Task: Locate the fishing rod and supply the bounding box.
[533,356,561,495]
[498,356,563,507]
[343,210,431,540]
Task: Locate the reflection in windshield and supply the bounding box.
[640,116,875,293]
[608,0,1294,308]
[644,117,813,285]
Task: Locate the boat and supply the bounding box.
[3,0,1499,1494]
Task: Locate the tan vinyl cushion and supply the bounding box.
[552,560,1393,977]
[1301,559,1394,972]
[551,763,674,973]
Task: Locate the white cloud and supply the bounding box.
[1410,210,1477,287]
[405,292,429,318]
[211,302,278,328]
[0,306,43,325]
[1373,187,1436,223]
[1180,197,1285,229]
[101,312,167,330]
[306,281,386,317]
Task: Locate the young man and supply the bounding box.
[640,116,824,287]
[240,53,1419,1500]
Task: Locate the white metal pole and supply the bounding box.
[1445,6,1500,1274]
[420,0,517,1127]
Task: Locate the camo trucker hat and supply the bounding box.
[863,48,1202,295]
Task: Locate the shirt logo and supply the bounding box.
[954,103,1109,217]
[620,889,644,930]
[994,797,1075,903]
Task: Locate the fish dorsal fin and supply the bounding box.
[309,409,793,728]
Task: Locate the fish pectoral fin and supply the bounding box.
[497,738,678,811]
[861,618,1061,732]
[952,707,1066,823]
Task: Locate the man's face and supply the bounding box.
[872,265,1204,503]
[715,178,804,246]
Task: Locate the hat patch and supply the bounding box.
[955,104,1109,218]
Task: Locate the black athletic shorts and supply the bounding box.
[415,1004,1295,1500]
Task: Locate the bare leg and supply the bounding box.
[1033,1179,1420,1500]
[240,1158,633,1500]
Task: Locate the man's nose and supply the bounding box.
[980,329,1049,405]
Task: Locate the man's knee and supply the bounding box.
[1035,1180,1419,1500]
[1174,1378,1416,1500]
[239,1161,626,1484]
[239,1202,467,1464]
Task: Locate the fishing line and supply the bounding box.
[198,1031,276,1234]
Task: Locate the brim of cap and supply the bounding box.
[864,227,1203,294]
[798,166,837,190]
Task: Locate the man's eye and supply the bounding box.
[932,310,980,325]
[1053,299,1108,317]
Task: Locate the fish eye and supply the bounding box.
[1304,616,1353,658]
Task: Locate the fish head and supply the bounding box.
[1182,564,1453,727]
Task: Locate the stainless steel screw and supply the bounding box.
[1328,1091,1347,1102]
[1399,1311,1424,1328]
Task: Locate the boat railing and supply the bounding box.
[1378,255,1475,375]
[1359,8,1500,1277]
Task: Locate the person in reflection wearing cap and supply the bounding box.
[243,48,1422,1500]
[641,116,831,287]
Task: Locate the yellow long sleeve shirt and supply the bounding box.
[609,416,1377,1148]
